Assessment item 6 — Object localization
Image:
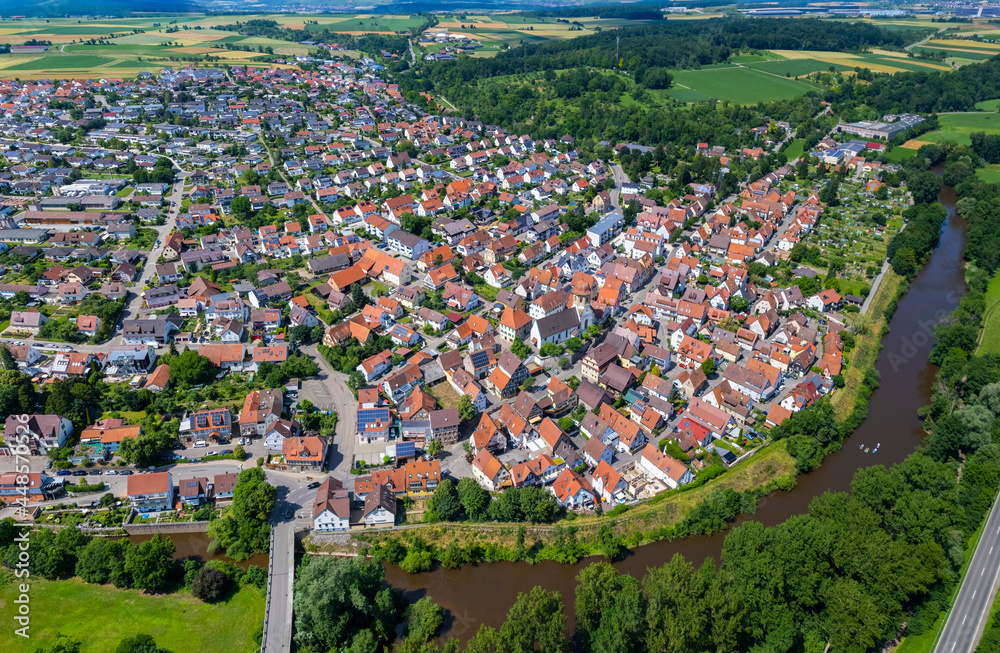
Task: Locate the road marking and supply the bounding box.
[952,642,957,651]
[963,615,967,625]
[974,590,978,599]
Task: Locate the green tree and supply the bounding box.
[458,395,478,422]
[230,195,251,218]
[511,337,531,360]
[191,566,229,602]
[114,634,171,653]
[159,349,214,386]
[891,247,918,277]
[293,556,401,652]
[207,467,275,560]
[700,358,717,376]
[432,478,463,521]
[457,477,490,520]
[405,596,444,644]
[427,439,445,458]
[124,534,175,592]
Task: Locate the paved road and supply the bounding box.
[301,343,357,480]
[263,517,295,653]
[934,489,1000,653]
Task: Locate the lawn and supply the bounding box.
[977,99,1000,111]
[921,112,1000,146]
[976,272,1000,355]
[783,139,806,161]
[976,164,1000,183]
[0,576,264,653]
[664,67,818,104]
[426,380,463,410]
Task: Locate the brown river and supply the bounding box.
[139,181,968,641]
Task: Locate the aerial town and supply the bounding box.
[0,60,906,532]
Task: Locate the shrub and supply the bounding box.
[191,566,229,602]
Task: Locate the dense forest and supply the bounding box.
[836,57,1000,114]
[406,18,904,78]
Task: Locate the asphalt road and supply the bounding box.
[934,488,1000,653]
[263,517,295,653]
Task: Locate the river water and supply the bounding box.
[129,531,269,569]
[381,181,969,639]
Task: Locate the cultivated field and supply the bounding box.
[911,36,1000,66]
[0,12,416,78]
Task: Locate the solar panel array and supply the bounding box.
[469,350,489,368]
[395,441,416,458]
[357,408,390,425]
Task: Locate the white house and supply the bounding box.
[639,443,693,490]
[312,477,350,531]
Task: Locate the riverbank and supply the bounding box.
[358,263,909,570]
[0,573,264,653]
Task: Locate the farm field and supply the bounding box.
[911,37,1000,65]
[663,66,820,104]
[918,112,1000,146]
[0,576,265,653]
[766,48,953,74]
[419,13,661,50]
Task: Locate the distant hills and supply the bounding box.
[0,0,201,17]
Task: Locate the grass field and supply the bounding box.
[919,112,1000,146]
[976,99,1000,111]
[976,164,1000,183]
[664,66,819,104]
[748,58,851,76]
[0,576,264,653]
[976,272,1000,355]
[783,138,806,160]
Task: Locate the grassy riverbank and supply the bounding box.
[833,270,904,419]
[0,574,264,652]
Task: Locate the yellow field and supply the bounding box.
[922,44,1000,55]
[901,139,934,149]
[770,49,857,59]
[768,49,908,73]
[929,38,1000,49]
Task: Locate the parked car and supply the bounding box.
[72,470,87,476]
[88,470,102,475]
[55,470,71,476]
[119,470,133,476]
[218,449,233,455]
[307,481,321,489]
[105,470,117,475]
